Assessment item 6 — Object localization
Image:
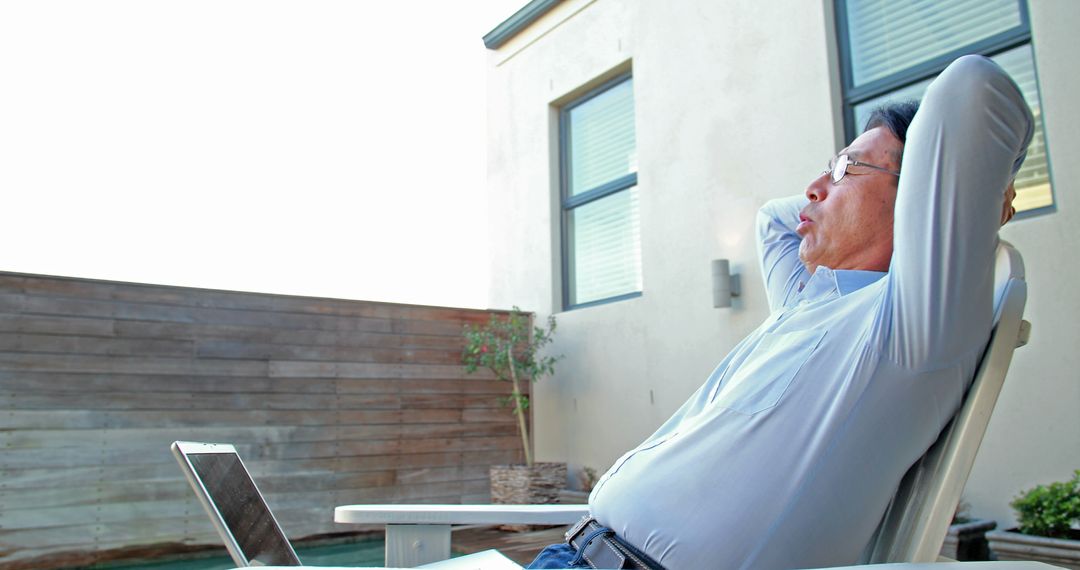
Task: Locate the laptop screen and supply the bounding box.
[186,451,301,566]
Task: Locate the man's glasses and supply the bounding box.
[825,154,900,184]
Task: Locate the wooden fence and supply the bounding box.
[0,272,523,569]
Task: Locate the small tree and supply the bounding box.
[462,307,560,467]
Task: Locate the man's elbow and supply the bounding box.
[928,55,1033,130]
[922,55,1035,174]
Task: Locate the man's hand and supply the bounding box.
[1000,180,1017,226]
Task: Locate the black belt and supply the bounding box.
[564,516,665,570]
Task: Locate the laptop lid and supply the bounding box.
[171,441,302,567]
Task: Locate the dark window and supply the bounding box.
[836,0,1053,214]
[560,75,641,309]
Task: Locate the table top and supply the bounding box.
[334,504,589,525]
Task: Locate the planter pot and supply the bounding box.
[558,489,590,505]
[490,463,568,504]
[490,463,568,531]
[941,519,996,561]
[987,529,1080,570]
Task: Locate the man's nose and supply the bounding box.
[805,173,829,202]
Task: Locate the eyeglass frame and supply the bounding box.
[825,154,900,184]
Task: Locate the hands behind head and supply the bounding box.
[1000,180,1017,226]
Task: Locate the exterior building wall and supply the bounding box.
[487,0,1079,529]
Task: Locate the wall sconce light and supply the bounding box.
[712,259,741,308]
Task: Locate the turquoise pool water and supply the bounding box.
[82,538,386,569]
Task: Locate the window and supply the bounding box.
[560,75,641,309]
[836,0,1053,214]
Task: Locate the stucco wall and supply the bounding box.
[486,0,1078,529]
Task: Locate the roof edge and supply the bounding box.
[482,0,563,50]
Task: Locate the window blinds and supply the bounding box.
[568,79,637,196]
[845,0,1022,87]
[851,44,1051,211]
[569,187,642,306]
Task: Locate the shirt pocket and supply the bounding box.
[712,328,826,415]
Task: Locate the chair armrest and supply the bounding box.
[334,504,589,525]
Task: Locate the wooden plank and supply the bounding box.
[114,320,467,350]
[0,353,268,377]
[0,371,338,394]
[0,464,491,511]
[194,339,460,364]
[0,406,508,431]
[0,332,193,357]
[0,449,520,490]
[0,408,475,429]
[338,378,507,394]
[0,480,493,530]
[10,294,394,334]
[4,422,517,451]
[9,294,473,338]
[0,391,405,411]
[5,418,518,449]
[1,271,502,323]
[0,479,194,511]
[268,361,473,380]
[0,515,217,550]
[0,434,522,469]
[0,293,24,313]
[452,526,567,566]
[0,313,116,336]
[0,497,205,529]
[0,374,504,399]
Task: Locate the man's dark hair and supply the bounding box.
[864,100,920,143]
[864,100,919,169]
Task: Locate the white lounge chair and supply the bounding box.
[333,241,1044,569]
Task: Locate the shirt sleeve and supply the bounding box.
[887,55,1034,369]
[757,194,812,313]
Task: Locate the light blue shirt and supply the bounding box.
[589,56,1034,569]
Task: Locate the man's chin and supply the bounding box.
[798,243,820,274]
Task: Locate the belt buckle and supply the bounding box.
[564,514,593,542]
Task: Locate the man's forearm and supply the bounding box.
[757,195,810,312]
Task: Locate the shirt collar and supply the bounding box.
[834,269,886,295]
[797,267,886,302]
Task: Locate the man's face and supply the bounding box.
[797,126,904,274]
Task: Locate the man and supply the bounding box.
[528,55,1033,570]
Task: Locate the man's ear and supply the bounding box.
[1000,179,1017,226]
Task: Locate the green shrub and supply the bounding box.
[1010,470,1080,538]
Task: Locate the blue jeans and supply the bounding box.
[526,543,591,569]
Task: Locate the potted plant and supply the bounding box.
[987,470,1080,569]
[941,500,996,561]
[559,466,598,505]
[463,307,565,505]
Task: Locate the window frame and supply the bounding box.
[558,72,642,311]
[834,0,1054,219]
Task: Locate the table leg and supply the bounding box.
[385,524,452,567]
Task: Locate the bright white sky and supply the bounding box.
[0,1,526,309]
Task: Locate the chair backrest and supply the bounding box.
[861,241,1030,564]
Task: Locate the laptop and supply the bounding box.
[171,441,302,567]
